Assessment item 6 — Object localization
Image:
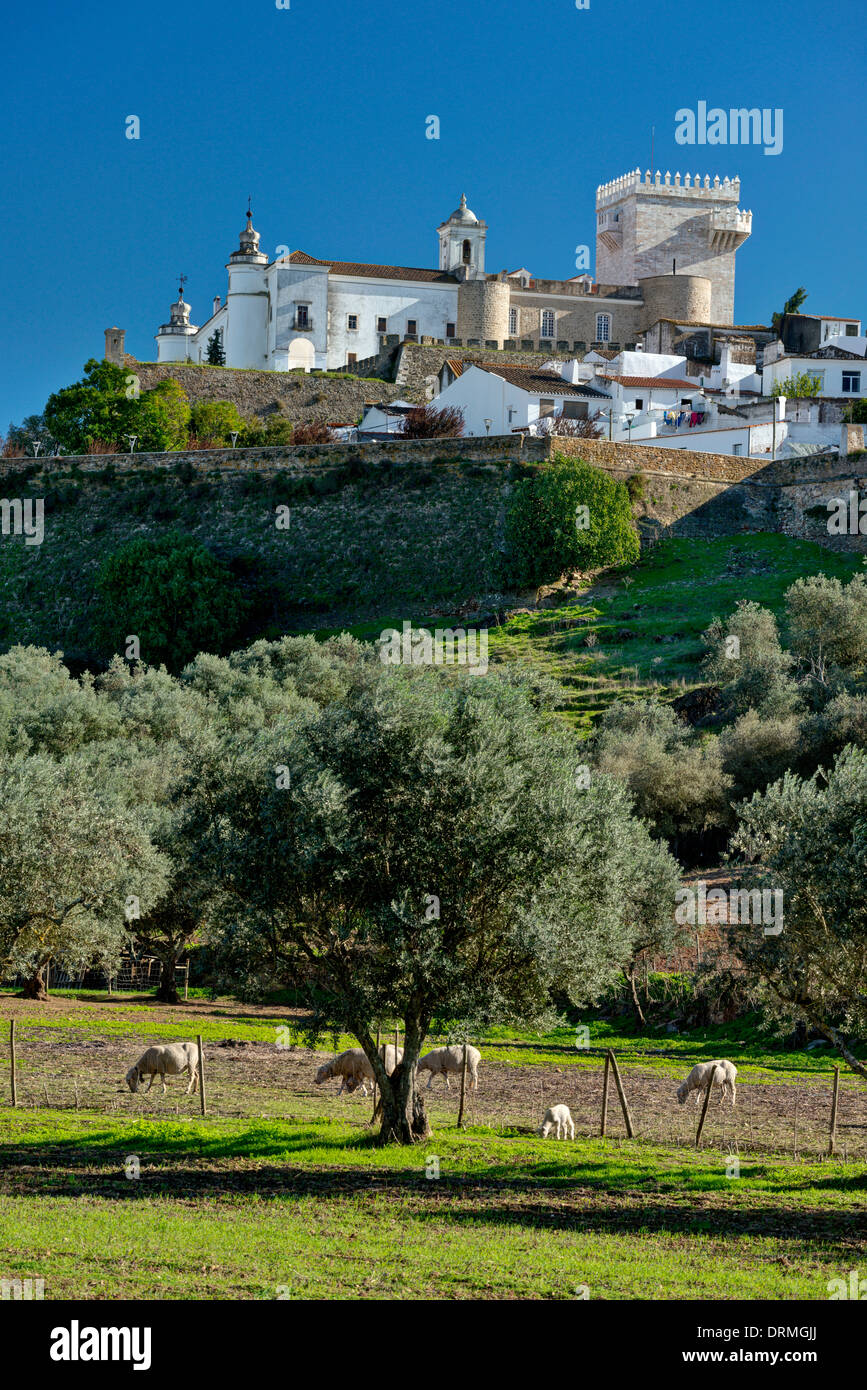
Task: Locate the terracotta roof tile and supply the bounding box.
[476,363,610,397]
[286,249,458,284]
[599,374,702,390]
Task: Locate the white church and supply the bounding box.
[142,171,768,374]
[155,198,486,373]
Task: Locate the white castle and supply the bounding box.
[136,171,754,373]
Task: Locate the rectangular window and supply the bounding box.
[596,313,611,342]
[377,316,387,334]
[541,310,555,338]
[509,307,518,336]
[347,353,357,368]
[296,304,309,328]
[842,371,861,393]
[446,322,456,338]
[347,315,358,331]
[732,443,742,455]
[635,398,644,410]
[846,324,858,336]
[538,398,555,418]
[407,319,417,336]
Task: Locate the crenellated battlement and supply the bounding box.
[596,167,742,208]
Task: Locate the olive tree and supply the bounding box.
[730,745,867,1079]
[0,753,168,997]
[201,646,678,1143]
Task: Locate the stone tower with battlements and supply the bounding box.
[595,168,752,325]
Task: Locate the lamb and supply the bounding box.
[416,1044,481,1092]
[538,1103,575,1140]
[314,1044,403,1098]
[676,1059,737,1108]
[125,1042,200,1096]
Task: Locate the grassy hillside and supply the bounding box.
[0,459,510,661]
[318,534,862,732]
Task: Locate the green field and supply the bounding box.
[1,1109,864,1300]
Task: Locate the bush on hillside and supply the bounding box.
[92,531,249,671]
[501,453,639,588]
[189,400,246,445]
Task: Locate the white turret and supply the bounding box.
[155,279,198,362]
[224,204,269,368]
[437,194,487,277]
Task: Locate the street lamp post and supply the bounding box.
[484,418,492,437]
[624,410,635,444]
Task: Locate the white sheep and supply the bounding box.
[538,1103,575,1140]
[416,1044,481,1092]
[125,1042,200,1095]
[676,1059,737,1108]
[315,1044,403,1097]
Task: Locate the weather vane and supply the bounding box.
[178,273,188,299]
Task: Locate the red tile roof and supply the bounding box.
[285,249,458,284]
[599,374,702,390]
[476,364,610,397]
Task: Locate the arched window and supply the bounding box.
[596,313,611,343]
[462,239,472,264]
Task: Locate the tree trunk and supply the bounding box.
[627,964,646,1028]
[155,956,179,1004]
[19,962,49,1001]
[375,1019,431,1144]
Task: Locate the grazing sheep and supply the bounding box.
[315,1044,403,1098]
[538,1104,575,1140]
[125,1042,200,1096]
[417,1044,481,1092]
[676,1059,737,1108]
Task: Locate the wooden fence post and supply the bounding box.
[457,1043,469,1129]
[371,1023,381,1124]
[600,1050,611,1137]
[10,1020,16,1107]
[184,963,189,1002]
[608,1049,634,1138]
[828,1066,840,1157]
[197,1034,206,1116]
[695,1071,715,1149]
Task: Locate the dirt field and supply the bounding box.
[5,1020,865,1161]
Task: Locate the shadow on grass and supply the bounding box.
[0,1154,865,1251]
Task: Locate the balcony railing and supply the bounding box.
[292,316,313,332]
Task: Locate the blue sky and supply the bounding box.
[1,0,860,427]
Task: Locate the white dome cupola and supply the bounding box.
[155,277,198,361]
[224,202,269,367]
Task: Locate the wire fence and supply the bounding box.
[8,955,190,997]
[3,1018,865,1161]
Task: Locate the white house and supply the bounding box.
[762,338,867,399]
[433,362,611,436]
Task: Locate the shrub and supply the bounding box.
[93,532,249,670]
[501,452,640,588]
[400,404,465,439]
[189,400,245,445]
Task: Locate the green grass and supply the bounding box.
[0,1110,863,1299]
[484,534,863,731]
[3,990,860,1080]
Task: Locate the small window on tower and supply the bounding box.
[347,315,358,331]
[462,239,472,264]
[446,322,456,338]
[407,319,417,336]
[509,308,518,336]
[377,316,387,334]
